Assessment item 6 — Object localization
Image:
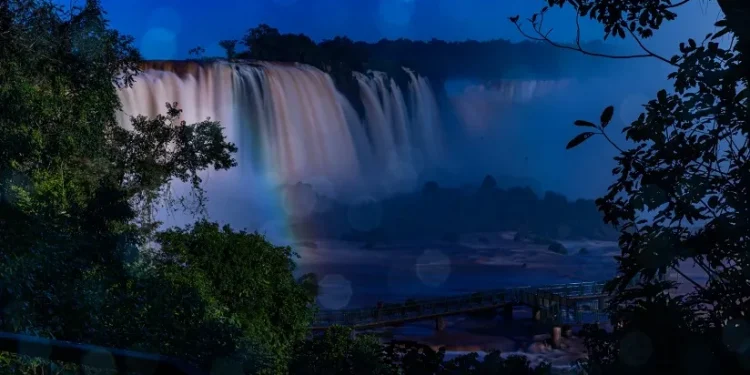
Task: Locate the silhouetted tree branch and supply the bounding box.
[510,5,677,66]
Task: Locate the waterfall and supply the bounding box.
[447,79,572,136]
[117,61,444,199]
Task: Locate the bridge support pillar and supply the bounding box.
[502,304,513,320]
[350,330,357,340]
[598,297,607,310]
[435,316,446,332]
[551,326,562,349]
[532,307,541,322]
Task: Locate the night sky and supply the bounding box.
[60,0,723,60]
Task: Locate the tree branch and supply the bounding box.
[626,28,676,66]
[511,4,679,67]
[512,17,653,60]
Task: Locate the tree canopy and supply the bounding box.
[282,177,617,243]
[0,1,306,373]
[512,0,750,373]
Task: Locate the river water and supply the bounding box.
[293,233,620,311]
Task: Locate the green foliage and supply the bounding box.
[290,327,394,375]
[156,221,315,370]
[515,0,750,374]
[0,1,287,373]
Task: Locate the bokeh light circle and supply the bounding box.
[378,0,416,26]
[81,349,117,370]
[437,0,474,23]
[387,159,419,192]
[618,331,653,367]
[317,274,353,310]
[147,7,182,35]
[416,249,452,287]
[282,185,317,218]
[140,27,177,60]
[723,319,750,352]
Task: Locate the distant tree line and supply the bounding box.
[284,175,617,244]
[209,24,616,104]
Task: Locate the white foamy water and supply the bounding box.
[117,61,446,199]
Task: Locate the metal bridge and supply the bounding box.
[312,280,620,331]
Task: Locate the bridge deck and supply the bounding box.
[312,280,624,330]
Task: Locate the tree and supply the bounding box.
[0,1,273,373]
[512,0,749,373]
[155,221,316,371]
[219,39,239,60]
[188,45,206,59]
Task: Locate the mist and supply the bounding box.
[426,1,725,200]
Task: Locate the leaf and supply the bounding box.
[574,120,597,128]
[712,27,730,40]
[600,106,615,127]
[707,196,719,209]
[566,132,597,150]
[509,15,520,23]
[657,89,667,103]
[736,87,748,102]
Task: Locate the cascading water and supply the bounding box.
[117,61,444,200]
[447,79,572,136]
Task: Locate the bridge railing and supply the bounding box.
[312,280,610,327]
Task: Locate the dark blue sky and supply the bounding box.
[61,0,722,60]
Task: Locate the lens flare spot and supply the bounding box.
[318,274,353,310]
[147,7,182,35]
[141,27,177,60]
[723,319,750,353]
[416,249,451,287]
[378,0,416,26]
[618,331,653,367]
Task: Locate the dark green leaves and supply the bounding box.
[657,89,667,103]
[707,196,719,209]
[566,132,597,149]
[600,106,615,127]
[712,18,731,40]
[574,120,597,128]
